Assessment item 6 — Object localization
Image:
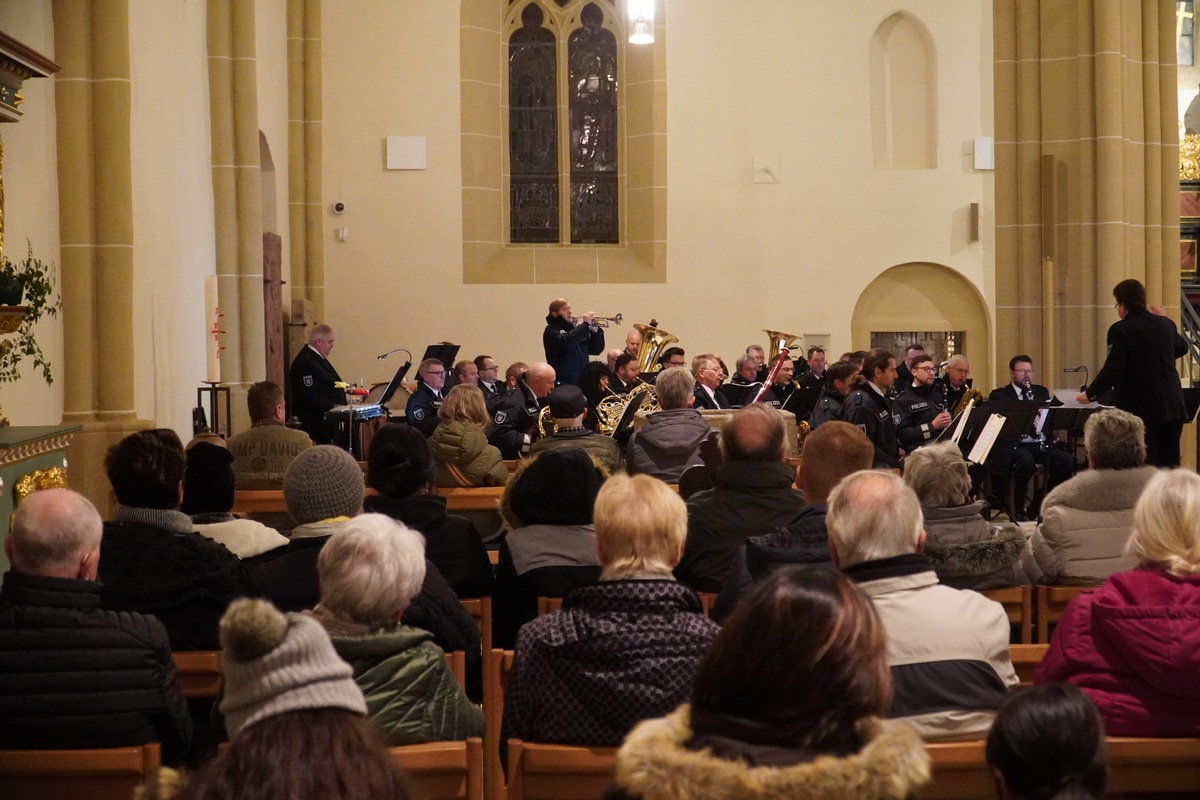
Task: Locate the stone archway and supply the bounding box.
[852,263,990,385]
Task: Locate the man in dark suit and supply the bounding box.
[288,324,345,444]
[1078,279,1189,467]
[988,355,1073,520]
[691,353,730,410]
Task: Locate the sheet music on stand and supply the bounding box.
[948,397,976,445]
[967,414,1006,465]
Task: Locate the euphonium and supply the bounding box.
[952,386,984,417]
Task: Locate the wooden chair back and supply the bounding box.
[459,596,493,657]
[390,738,484,800]
[677,463,714,501]
[0,743,162,800]
[981,585,1033,644]
[172,650,222,699]
[231,489,288,516]
[484,649,516,800]
[1035,584,1096,643]
[505,741,616,800]
[536,596,563,616]
[445,650,466,690]
[923,740,990,799]
[1009,643,1048,687]
[435,486,506,512]
[695,592,717,617]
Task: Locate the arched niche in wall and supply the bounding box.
[259,131,277,235]
[869,11,937,170]
[851,263,989,384]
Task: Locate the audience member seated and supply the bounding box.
[529,384,622,473]
[903,441,1027,591]
[182,440,287,561]
[626,366,712,483]
[99,429,250,650]
[149,598,413,799]
[0,489,192,764]
[827,470,1017,741]
[607,567,930,800]
[225,380,313,488]
[308,514,484,744]
[502,474,718,752]
[674,404,804,593]
[1024,409,1155,585]
[1037,468,1200,736]
[986,684,1107,800]
[363,423,495,598]
[493,449,604,648]
[428,384,509,487]
[712,421,872,620]
[250,445,483,696]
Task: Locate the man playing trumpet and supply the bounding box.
[543,298,606,385]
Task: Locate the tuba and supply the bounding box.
[634,321,679,375]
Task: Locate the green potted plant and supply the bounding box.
[0,240,62,384]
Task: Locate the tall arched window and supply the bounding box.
[508,1,619,244]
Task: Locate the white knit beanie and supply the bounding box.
[218,598,366,739]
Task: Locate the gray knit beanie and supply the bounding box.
[218,598,366,739]
[283,445,364,525]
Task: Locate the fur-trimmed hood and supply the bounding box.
[1041,465,1157,512]
[924,523,1025,579]
[610,706,929,800]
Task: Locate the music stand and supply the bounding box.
[782,386,822,420]
[612,390,648,439]
[377,359,413,412]
[421,343,460,373]
[716,382,761,408]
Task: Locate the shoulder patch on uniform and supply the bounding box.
[877,410,889,421]
[411,407,425,421]
[494,410,508,425]
[303,375,313,387]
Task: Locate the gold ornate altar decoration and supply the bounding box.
[14,465,68,506]
[1183,134,1200,180]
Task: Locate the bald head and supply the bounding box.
[525,362,557,399]
[826,471,924,568]
[721,404,786,463]
[6,489,103,580]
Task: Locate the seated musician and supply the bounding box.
[404,358,446,437]
[840,349,901,470]
[894,354,952,453]
[475,355,503,407]
[610,351,643,395]
[691,353,730,410]
[797,346,826,387]
[489,362,555,460]
[808,360,859,430]
[936,354,973,413]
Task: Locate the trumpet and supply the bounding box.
[591,313,623,328]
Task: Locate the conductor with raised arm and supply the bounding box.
[543,298,605,386]
[1077,278,1189,467]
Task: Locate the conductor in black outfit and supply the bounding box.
[1078,278,1189,467]
[288,324,345,444]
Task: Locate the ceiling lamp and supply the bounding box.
[627,0,654,44]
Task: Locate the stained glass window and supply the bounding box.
[508,1,619,245]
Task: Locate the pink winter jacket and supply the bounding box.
[1036,567,1200,736]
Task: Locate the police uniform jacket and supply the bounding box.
[405,381,444,437]
[797,369,824,388]
[894,382,948,451]
[842,384,901,469]
[543,315,605,386]
[288,345,345,443]
[807,386,845,430]
[480,381,502,409]
[488,380,541,459]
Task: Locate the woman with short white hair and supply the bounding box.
[1038,468,1200,736]
[903,441,1027,590]
[1025,408,1156,585]
[500,473,720,751]
[308,513,484,745]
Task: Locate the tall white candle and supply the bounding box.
[205,275,222,384]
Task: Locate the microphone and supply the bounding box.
[377,347,411,361]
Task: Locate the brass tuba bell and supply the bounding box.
[762,329,802,360]
[634,322,679,374]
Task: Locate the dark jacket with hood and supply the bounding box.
[626,409,711,482]
[920,502,1028,591]
[674,461,805,593]
[711,504,831,621]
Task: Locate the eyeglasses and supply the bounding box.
[665,360,686,367]
[914,366,935,373]
[426,370,445,377]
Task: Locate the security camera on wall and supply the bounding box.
[332,201,346,215]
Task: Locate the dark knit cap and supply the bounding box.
[505,448,603,527]
[181,441,236,515]
[548,384,587,419]
[283,445,364,525]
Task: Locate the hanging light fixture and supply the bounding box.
[627,0,654,44]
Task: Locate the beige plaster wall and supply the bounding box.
[257,1,288,251]
[0,2,63,425]
[319,1,995,386]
